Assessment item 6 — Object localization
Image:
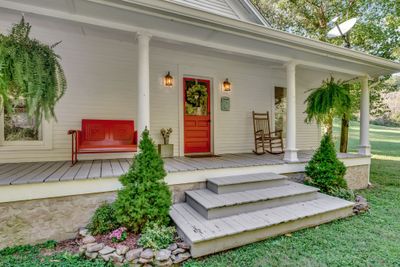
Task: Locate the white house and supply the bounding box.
[0,0,399,256]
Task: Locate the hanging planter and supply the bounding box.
[0,17,67,126]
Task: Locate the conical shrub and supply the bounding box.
[114,129,172,232]
[305,133,347,193]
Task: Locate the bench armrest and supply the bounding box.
[68,129,81,135]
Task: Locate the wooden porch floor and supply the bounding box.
[0,151,362,186]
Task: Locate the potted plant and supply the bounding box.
[158,128,173,158]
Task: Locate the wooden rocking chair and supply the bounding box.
[252,111,284,155]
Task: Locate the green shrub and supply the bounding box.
[138,223,176,250]
[114,129,172,232]
[329,187,355,201]
[305,133,348,194]
[88,203,119,235]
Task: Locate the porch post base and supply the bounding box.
[358,145,371,156]
[283,149,299,162]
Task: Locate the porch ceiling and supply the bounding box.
[0,0,399,77]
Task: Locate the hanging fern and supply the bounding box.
[0,17,66,126]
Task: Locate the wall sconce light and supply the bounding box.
[164,71,173,87]
[223,78,231,92]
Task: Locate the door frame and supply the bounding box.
[178,69,215,156]
[183,77,211,155]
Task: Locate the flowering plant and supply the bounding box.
[109,227,127,243]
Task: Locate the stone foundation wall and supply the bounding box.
[0,192,116,249]
[284,164,370,190]
[170,182,206,203]
[344,164,370,189]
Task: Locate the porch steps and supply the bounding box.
[207,172,287,194]
[186,181,319,219]
[170,172,354,258]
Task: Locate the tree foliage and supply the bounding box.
[252,0,400,115]
[0,17,66,125]
[114,129,172,233]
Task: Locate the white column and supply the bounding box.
[137,32,152,137]
[284,61,299,162]
[359,76,371,155]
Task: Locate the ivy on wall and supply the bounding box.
[0,17,66,126]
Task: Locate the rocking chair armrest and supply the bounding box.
[255,129,264,136]
[270,130,282,136]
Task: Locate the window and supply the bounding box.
[274,87,286,138]
[0,98,52,150]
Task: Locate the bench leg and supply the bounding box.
[71,133,78,166]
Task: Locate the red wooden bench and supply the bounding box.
[68,119,137,165]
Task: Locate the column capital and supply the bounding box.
[284,60,298,69]
[136,31,152,41]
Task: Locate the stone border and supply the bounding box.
[78,229,191,266]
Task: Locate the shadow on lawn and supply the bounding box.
[370,158,400,187]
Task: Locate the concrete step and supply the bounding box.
[170,193,354,258]
[206,172,287,194]
[186,182,319,219]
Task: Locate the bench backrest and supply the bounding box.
[81,119,136,146]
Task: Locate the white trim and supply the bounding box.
[0,178,121,203]
[0,156,371,203]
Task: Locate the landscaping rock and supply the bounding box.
[138,257,153,264]
[154,258,173,267]
[141,248,154,259]
[78,227,89,237]
[85,251,98,259]
[126,248,143,262]
[155,249,171,261]
[177,242,190,250]
[101,254,111,262]
[86,243,104,253]
[99,246,115,255]
[167,243,178,251]
[172,252,191,264]
[82,235,96,244]
[116,244,130,255]
[110,252,125,263]
[354,195,369,214]
[78,244,88,255]
[172,248,185,255]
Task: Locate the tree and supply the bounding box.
[305,77,352,136]
[253,0,400,150]
[114,129,172,233]
[0,17,66,125]
[305,133,347,194]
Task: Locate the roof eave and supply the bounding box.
[117,0,400,75]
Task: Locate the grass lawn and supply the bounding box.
[185,121,400,267]
[1,122,399,267]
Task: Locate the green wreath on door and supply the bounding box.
[186,81,208,115]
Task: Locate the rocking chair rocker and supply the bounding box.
[252,111,284,155]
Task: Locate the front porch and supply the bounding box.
[0,151,370,204]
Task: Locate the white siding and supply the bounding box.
[0,11,328,163]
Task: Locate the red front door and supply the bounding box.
[184,78,211,154]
